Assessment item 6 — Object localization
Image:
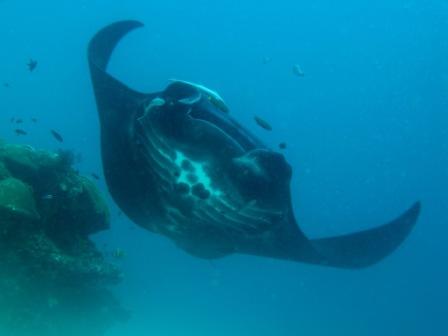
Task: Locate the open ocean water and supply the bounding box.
[0,1,447,335]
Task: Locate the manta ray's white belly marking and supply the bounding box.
[173,150,222,198]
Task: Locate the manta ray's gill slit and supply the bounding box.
[138,116,173,163]
[137,126,173,188]
[193,208,252,234]
[174,151,222,198]
[136,114,182,189]
[139,116,278,233]
[197,206,259,233]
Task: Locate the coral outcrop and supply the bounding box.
[0,140,127,336]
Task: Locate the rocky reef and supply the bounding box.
[0,139,128,336]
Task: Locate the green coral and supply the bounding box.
[0,177,40,223]
[0,144,46,183]
[0,161,10,180]
[0,141,126,336]
[46,174,110,236]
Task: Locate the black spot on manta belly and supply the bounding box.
[181,159,194,172]
[174,182,190,194]
[192,183,211,200]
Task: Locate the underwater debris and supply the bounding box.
[27,59,37,72]
[0,140,127,336]
[50,129,64,142]
[254,115,273,131]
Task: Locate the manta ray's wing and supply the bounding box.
[242,200,421,269]
[307,201,421,268]
[88,20,148,125]
[88,20,161,224]
[221,148,421,268]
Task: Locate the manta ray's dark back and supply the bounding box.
[88,20,421,269]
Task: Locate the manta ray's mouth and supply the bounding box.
[152,82,264,152]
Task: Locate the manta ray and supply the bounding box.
[88,21,421,269]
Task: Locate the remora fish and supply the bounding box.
[87,21,421,269]
[254,115,272,131]
[168,79,229,113]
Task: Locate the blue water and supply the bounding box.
[1,1,447,335]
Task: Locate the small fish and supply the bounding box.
[42,194,54,200]
[293,64,305,77]
[50,129,63,142]
[15,118,23,124]
[10,117,15,123]
[15,129,27,136]
[262,56,272,65]
[254,115,272,131]
[3,82,10,88]
[279,142,287,150]
[112,248,126,259]
[91,173,100,180]
[27,59,38,72]
[31,117,38,123]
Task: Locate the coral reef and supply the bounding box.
[0,140,128,336]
